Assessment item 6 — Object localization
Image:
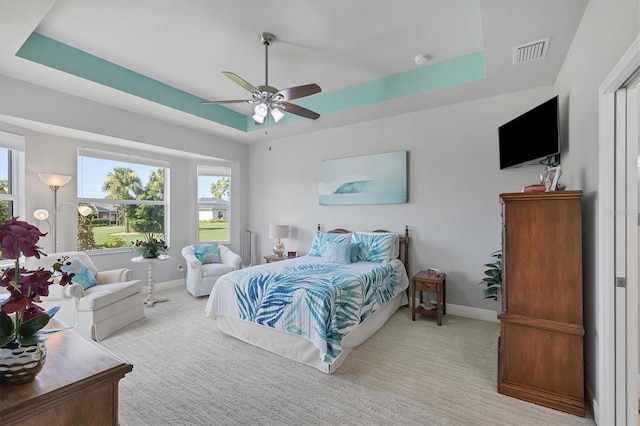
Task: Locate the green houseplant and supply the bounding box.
[479,250,502,300]
[132,231,168,259]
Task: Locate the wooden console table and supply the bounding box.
[0,318,132,425]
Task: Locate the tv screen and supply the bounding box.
[498,96,560,169]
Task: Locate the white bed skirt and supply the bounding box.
[214,290,408,374]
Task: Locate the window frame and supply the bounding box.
[0,131,25,263]
[77,147,169,253]
[197,165,231,244]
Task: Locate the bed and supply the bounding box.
[205,226,410,374]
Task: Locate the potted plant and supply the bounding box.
[479,250,502,300]
[0,217,74,385]
[132,231,168,259]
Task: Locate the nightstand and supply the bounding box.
[411,271,446,325]
[264,255,296,263]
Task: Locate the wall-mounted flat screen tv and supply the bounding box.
[498,96,560,169]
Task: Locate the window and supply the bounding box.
[0,131,25,260]
[77,148,168,252]
[197,165,230,243]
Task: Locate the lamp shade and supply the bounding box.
[270,107,285,123]
[33,209,49,220]
[77,205,92,217]
[38,173,72,187]
[269,224,290,239]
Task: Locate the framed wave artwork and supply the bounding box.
[319,151,408,205]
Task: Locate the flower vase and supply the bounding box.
[143,250,159,259]
[0,342,47,385]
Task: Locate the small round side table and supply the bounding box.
[131,255,170,307]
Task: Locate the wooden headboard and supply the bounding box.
[317,224,410,273]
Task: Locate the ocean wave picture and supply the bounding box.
[319,151,407,205]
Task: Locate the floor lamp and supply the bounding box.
[33,208,51,240]
[38,173,72,252]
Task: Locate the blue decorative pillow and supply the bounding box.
[350,243,360,263]
[323,241,352,264]
[308,231,352,257]
[194,243,220,264]
[352,232,398,263]
[61,257,98,290]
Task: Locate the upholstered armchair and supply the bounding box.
[24,251,144,341]
[181,244,241,297]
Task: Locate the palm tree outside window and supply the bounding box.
[77,148,168,252]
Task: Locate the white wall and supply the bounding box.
[248,86,555,316]
[553,0,639,421]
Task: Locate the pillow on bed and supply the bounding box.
[352,232,398,263]
[350,242,360,262]
[322,241,353,264]
[309,231,352,257]
[194,243,220,264]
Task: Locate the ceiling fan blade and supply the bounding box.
[201,99,251,105]
[277,84,321,101]
[222,71,259,93]
[280,102,320,120]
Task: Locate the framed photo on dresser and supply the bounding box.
[543,166,561,191]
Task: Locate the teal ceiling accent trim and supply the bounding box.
[246,51,485,132]
[302,51,486,113]
[17,32,484,134]
[16,32,247,131]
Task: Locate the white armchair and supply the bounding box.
[24,251,144,341]
[181,245,241,297]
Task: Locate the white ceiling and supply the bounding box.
[0,0,589,144]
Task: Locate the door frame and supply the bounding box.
[598,36,640,425]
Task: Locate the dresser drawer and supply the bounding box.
[415,280,438,293]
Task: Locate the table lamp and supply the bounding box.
[269,224,290,257]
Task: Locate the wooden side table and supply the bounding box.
[411,271,446,325]
[264,255,296,263]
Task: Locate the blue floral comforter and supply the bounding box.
[205,256,408,364]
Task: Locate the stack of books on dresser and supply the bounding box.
[522,184,546,193]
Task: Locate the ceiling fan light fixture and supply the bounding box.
[254,102,268,117]
[270,107,285,123]
[202,32,321,126]
[252,113,265,124]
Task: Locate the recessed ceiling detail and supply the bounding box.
[16,32,487,133]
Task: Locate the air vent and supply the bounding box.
[512,38,550,65]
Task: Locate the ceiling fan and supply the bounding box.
[202,32,321,125]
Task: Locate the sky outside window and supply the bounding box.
[198,175,228,200]
[78,156,160,198]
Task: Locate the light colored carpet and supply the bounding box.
[100,286,596,426]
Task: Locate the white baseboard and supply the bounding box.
[586,382,598,424]
[446,303,499,323]
[411,297,499,323]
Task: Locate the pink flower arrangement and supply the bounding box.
[0,217,74,348]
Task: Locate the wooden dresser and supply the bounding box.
[497,191,584,416]
[0,318,132,425]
